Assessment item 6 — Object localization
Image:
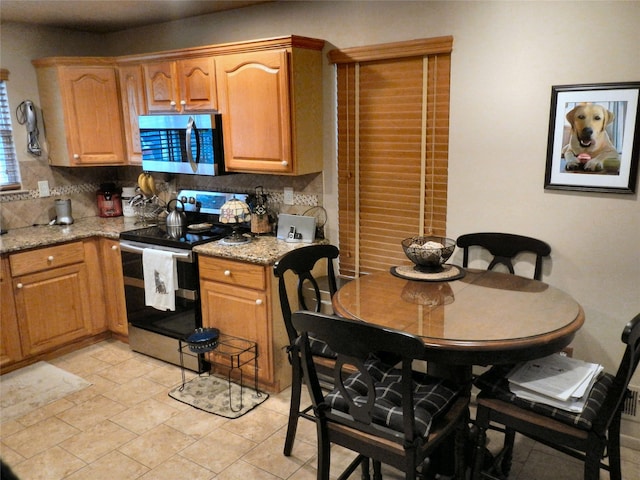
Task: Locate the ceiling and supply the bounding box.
[0,0,272,33]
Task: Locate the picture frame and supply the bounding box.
[544,82,640,194]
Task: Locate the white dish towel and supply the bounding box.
[143,248,178,311]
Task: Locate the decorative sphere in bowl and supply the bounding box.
[401,236,456,272]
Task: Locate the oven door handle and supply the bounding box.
[119,241,193,263]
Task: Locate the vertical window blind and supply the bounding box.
[329,37,453,277]
[0,69,21,191]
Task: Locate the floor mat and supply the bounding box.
[0,361,91,421]
[169,374,268,419]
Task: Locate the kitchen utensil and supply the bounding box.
[249,186,270,234]
[166,198,187,238]
[54,198,74,225]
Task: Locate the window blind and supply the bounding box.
[330,37,452,277]
[0,69,21,191]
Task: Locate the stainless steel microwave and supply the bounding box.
[139,114,224,176]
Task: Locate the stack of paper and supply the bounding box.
[507,353,603,413]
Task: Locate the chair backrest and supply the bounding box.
[273,244,340,344]
[291,310,428,444]
[457,232,551,280]
[594,313,640,433]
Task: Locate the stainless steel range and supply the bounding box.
[119,190,238,372]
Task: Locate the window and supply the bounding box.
[1,69,21,191]
[329,37,453,276]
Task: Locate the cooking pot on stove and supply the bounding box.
[166,198,186,238]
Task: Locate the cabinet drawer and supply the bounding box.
[199,256,265,289]
[10,241,85,277]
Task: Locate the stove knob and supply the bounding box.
[188,197,196,204]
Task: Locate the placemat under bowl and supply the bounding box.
[390,264,465,282]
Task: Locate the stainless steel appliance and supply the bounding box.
[119,191,239,372]
[54,198,74,225]
[139,114,224,176]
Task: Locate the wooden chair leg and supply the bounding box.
[496,428,515,477]
[283,355,302,456]
[607,413,623,480]
[472,426,487,480]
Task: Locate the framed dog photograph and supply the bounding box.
[544,82,640,194]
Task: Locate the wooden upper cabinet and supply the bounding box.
[118,64,146,164]
[216,45,323,175]
[143,57,217,113]
[33,58,127,166]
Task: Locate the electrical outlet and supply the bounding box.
[284,187,294,205]
[38,180,50,197]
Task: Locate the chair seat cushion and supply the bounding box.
[326,357,461,437]
[474,365,614,431]
[309,335,337,358]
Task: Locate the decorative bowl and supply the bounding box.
[401,236,456,272]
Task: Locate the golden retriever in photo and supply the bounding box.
[562,102,620,172]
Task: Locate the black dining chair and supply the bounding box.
[292,310,470,480]
[471,313,640,480]
[456,232,551,280]
[273,244,340,457]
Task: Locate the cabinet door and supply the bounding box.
[1,257,22,367]
[143,61,180,113]
[100,239,128,335]
[216,50,293,173]
[118,65,146,164]
[13,263,94,356]
[59,66,126,165]
[178,57,217,112]
[200,280,272,386]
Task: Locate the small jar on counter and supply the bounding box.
[121,187,137,218]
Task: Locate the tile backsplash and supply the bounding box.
[0,166,323,230]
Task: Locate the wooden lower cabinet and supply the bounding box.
[8,240,107,359]
[100,239,128,336]
[1,257,22,367]
[199,256,289,393]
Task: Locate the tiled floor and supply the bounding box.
[1,339,638,480]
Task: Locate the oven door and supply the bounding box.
[120,240,207,371]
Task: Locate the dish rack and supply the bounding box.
[134,198,164,225]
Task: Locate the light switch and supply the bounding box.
[38,180,50,197]
[284,187,294,205]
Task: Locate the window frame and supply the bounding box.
[0,68,22,192]
[329,37,453,277]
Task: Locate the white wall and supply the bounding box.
[109,0,640,370]
[3,0,639,438]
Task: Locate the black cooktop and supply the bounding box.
[120,224,233,249]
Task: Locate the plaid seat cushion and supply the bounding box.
[308,335,337,359]
[474,365,614,431]
[326,357,461,438]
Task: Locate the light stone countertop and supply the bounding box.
[0,216,323,265]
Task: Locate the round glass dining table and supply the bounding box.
[332,268,585,368]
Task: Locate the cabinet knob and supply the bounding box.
[111,245,119,251]
[16,283,23,289]
[73,154,80,159]
[170,100,177,107]
[180,100,186,106]
[47,255,54,262]
[281,160,288,167]
[255,299,263,305]
[224,270,231,276]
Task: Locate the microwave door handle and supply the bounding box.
[186,116,198,173]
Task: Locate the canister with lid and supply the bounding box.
[121,187,137,217]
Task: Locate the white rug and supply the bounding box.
[0,361,91,421]
[169,374,268,419]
